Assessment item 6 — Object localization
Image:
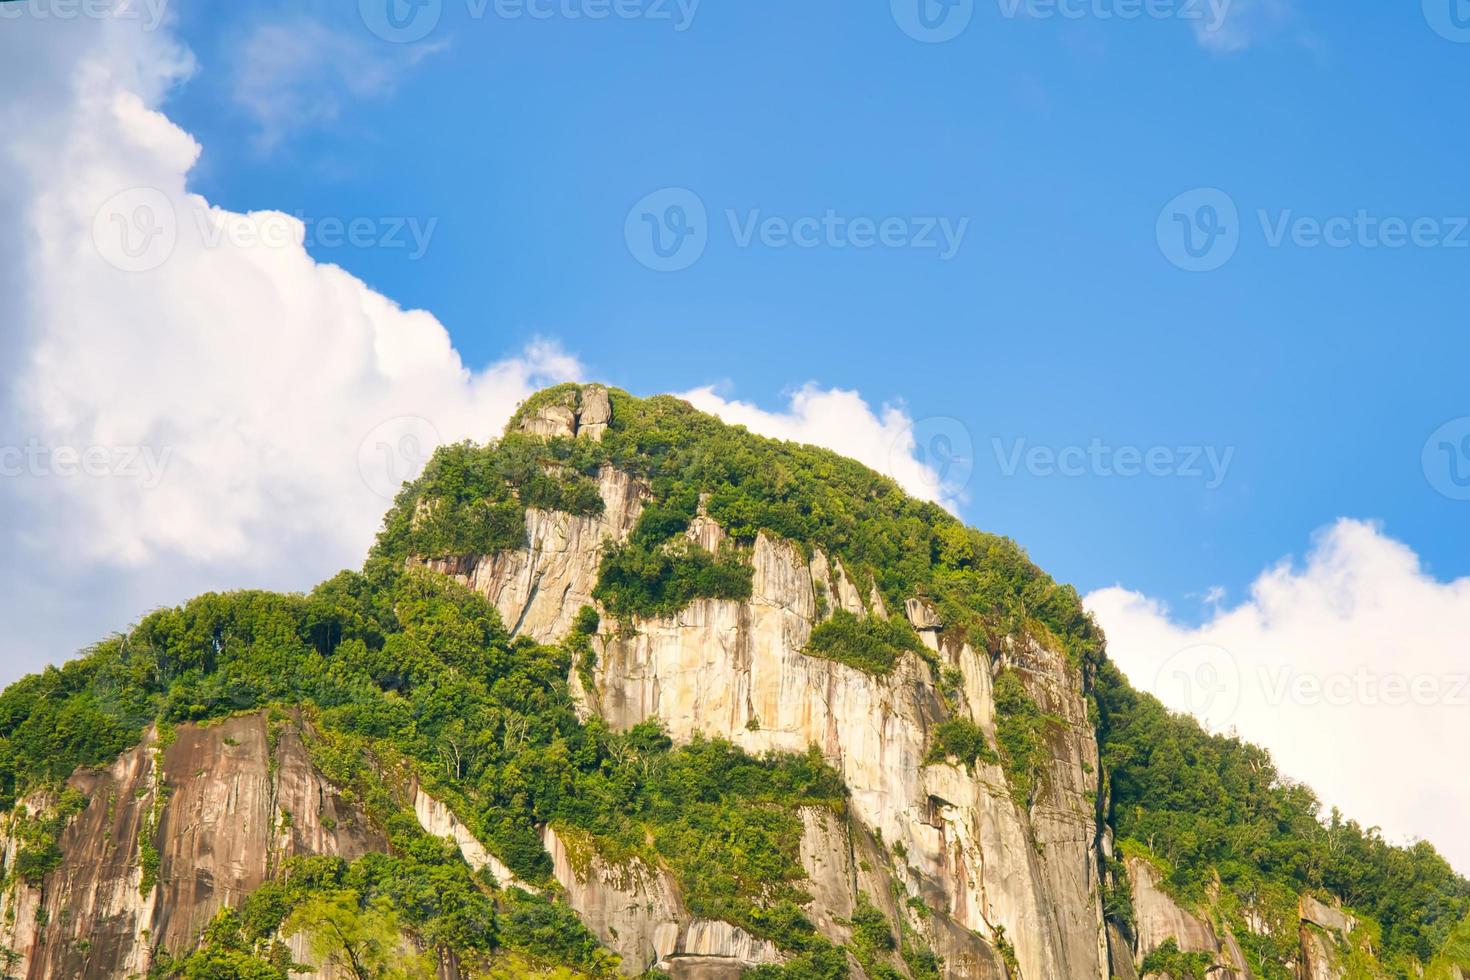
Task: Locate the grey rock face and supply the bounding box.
[0,713,382,979]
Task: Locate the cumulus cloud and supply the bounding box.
[1087,519,1470,875]
[0,6,576,678]
[680,384,965,511]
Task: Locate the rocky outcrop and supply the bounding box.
[797,806,856,942]
[578,384,613,441]
[539,823,786,976]
[517,384,613,442]
[2,392,1421,979]
[679,921,781,966]
[906,598,943,632]
[414,785,525,890]
[405,456,1395,980]
[541,824,683,970]
[0,713,382,979]
[419,465,647,642]
[1299,926,1341,980]
[1124,855,1250,978]
[1121,857,1380,980]
[1128,855,1232,969]
[1299,894,1355,937]
[1297,896,1365,980]
[1108,921,1140,980]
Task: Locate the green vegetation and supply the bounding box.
[374,438,605,561]
[742,941,849,980]
[285,891,436,978]
[149,906,298,979]
[1098,853,1135,931]
[780,890,939,980]
[7,787,85,887]
[803,611,928,676]
[151,816,617,979]
[1424,914,1470,980]
[991,671,1055,807]
[1140,938,1213,980]
[892,891,942,980]
[923,718,998,771]
[848,894,901,980]
[991,925,1019,977]
[592,489,754,623]
[566,606,600,694]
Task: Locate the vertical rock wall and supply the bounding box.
[0,713,383,979]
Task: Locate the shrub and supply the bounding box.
[804,611,926,676]
[924,718,998,771]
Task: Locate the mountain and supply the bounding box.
[0,383,1464,980]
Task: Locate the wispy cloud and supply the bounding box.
[232,17,444,149]
[1193,0,1294,52]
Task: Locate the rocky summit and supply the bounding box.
[0,384,1465,979]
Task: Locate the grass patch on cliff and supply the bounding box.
[372,436,605,562]
[848,893,902,980]
[550,724,845,949]
[593,538,752,622]
[841,890,942,980]
[992,671,1059,808]
[1140,939,1213,980]
[923,718,998,771]
[590,494,754,622]
[803,610,928,676]
[7,787,85,887]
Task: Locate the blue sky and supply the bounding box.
[160,0,1469,618]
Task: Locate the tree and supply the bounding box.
[284,891,435,980]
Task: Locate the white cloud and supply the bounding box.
[0,7,576,679]
[1087,519,1470,875]
[680,384,966,511]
